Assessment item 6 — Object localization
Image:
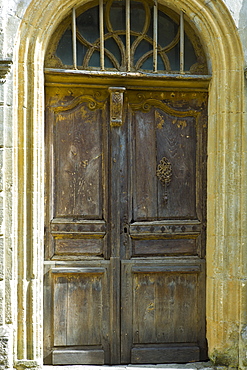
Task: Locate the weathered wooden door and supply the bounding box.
[44,78,207,365]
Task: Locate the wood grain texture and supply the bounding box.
[54,238,103,256]
[156,109,197,219]
[132,238,197,256]
[121,259,206,363]
[133,109,157,220]
[53,272,103,346]
[54,104,103,218]
[45,85,207,364]
[132,272,198,343]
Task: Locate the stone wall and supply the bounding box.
[0,0,247,368]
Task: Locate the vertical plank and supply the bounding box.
[43,268,53,363]
[110,257,120,363]
[91,275,104,345]
[109,93,127,258]
[133,273,156,343]
[121,262,133,363]
[53,275,67,346]
[67,275,86,345]
[102,105,110,258]
[133,109,157,220]
[156,109,197,218]
[66,274,102,345]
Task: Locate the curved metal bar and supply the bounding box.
[158,51,171,71]
[160,28,180,53]
[104,0,126,68]
[76,30,94,48]
[83,44,120,69]
[71,0,185,72]
[76,25,121,69]
[130,1,151,68]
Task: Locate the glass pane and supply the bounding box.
[110,0,125,31]
[119,34,126,47]
[104,54,115,69]
[157,54,165,71]
[130,1,146,33]
[167,45,180,71]
[141,56,153,70]
[158,10,178,48]
[105,38,122,65]
[77,6,100,44]
[76,40,88,66]
[184,34,197,71]
[134,39,152,65]
[56,28,73,66]
[88,50,101,67]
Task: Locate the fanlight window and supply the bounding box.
[45,0,207,74]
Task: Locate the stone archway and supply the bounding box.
[14,0,246,368]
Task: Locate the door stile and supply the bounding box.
[123,105,133,261]
[108,87,127,363]
[102,105,110,260]
[110,256,121,363]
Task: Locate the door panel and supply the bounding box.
[54,103,105,218]
[44,263,111,365]
[44,83,207,364]
[129,91,202,221]
[121,260,206,363]
[45,87,109,261]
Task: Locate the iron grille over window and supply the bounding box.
[45,0,207,74]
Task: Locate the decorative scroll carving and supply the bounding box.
[108,87,126,127]
[130,94,199,118]
[49,93,106,112]
[157,157,172,204]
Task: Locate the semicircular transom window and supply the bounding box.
[45,0,207,74]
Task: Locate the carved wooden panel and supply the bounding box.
[45,87,109,260]
[54,105,103,218]
[127,90,207,260]
[121,260,207,363]
[130,100,198,220]
[44,264,111,364]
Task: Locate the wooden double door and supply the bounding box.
[44,78,208,365]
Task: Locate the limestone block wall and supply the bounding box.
[0,0,246,369]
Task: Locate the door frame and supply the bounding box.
[44,76,208,364]
[13,0,246,368]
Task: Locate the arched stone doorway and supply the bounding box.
[14,0,245,368]
[43,1,208,364]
